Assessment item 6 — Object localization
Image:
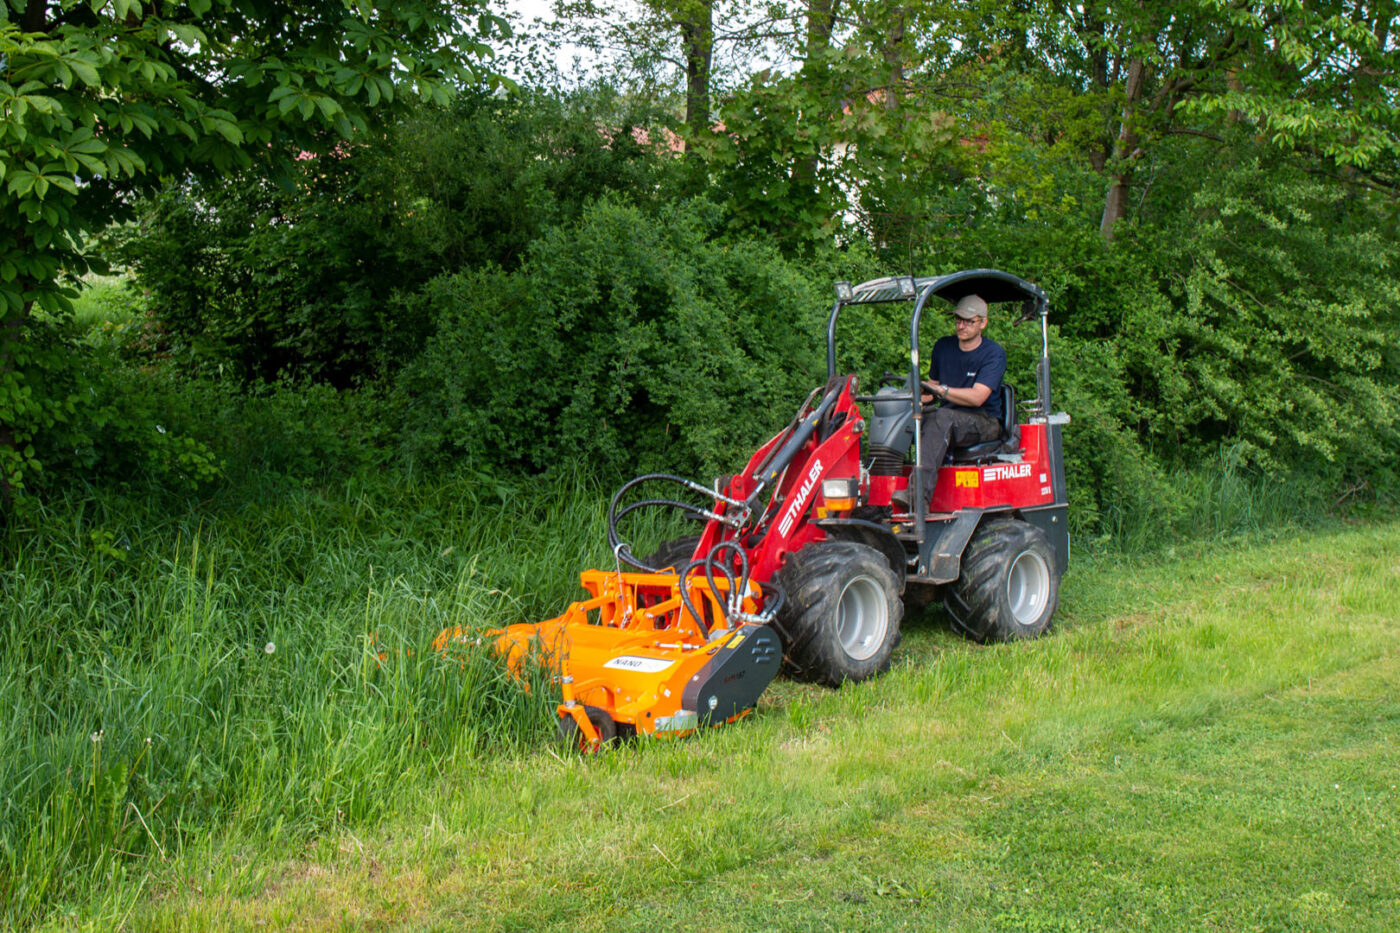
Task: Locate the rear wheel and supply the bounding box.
[776,541,903,686]
[944,519,1059,642]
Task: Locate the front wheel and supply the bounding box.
[557,704,618,752]
[643,536,702,572]
[776,541,903,687]
[944,519,1059,642]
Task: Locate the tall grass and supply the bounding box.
[0,475,660,928]
[68,274,145,335]
[1093,443,1348,552]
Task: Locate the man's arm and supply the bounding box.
[923,380,992,407]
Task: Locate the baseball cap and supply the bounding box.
[953,294,988,319]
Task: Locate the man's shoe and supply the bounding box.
[890,487,912,511]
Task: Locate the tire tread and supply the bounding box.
[777,541,904,686]
[944,519,1059,643]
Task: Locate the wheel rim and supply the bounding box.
[1006,548,1051,626]
[836,574,889,661]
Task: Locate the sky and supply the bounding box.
[499,0,604,81]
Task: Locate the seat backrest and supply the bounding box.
[1000,383,1019,448]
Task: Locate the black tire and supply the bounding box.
[944,519,1059,643]
[776,541,903,687]
[557,704,617,752]
[643,535,702,572]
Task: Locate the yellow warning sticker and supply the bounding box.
[727,633,747,650]
[955,471,980,488]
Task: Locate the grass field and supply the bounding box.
[19,502,1398,932]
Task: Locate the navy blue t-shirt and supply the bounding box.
[929,336,1006,421]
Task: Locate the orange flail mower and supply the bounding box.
[437,569,783,748]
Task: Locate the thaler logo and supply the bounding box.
[778,460,824,536]
[983,462,1032,482]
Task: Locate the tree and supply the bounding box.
[0,0,507,501]
[696,0,969,251]
[1005,1,1400,241]
[545,0,818,140]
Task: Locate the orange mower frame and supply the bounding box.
[436,569,781,749]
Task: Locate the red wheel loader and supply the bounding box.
[438,269,1071,748]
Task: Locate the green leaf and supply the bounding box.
[21,94,58,115]
[6,170,36,197]
[214,120,243,145]
[67,58,100,88]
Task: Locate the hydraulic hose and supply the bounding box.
[704,540,750,615]
[607,471,733,572]
[606,473,786,633]
[608,497,713,571]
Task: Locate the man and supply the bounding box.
[892,294,1006,510]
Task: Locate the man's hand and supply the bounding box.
[921,380,940,404]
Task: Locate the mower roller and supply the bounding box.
[446,269,1071,748]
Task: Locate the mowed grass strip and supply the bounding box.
[56,521,1400,932]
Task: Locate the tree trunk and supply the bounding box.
[791,0,841,193]
[1100,56,1145,243]
[678,0,713,147]
[806,0,838,48]
[1076,6,1113,173]
[23,0,47,32]
[881,7,906,111]
[0,299,29,509]
[1226,66,1244,123]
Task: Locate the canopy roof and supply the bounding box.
[846,269,1047,310]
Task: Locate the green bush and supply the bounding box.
[7,330,220,502]
[1163,159,1400,474]
[70,88,1399,545]
[397,197,864,479]
[24,337,398,501]
[117,88,683,385]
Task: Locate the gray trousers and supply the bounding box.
[916,405,1002,498]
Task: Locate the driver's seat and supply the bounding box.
[948,384,1020,462]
